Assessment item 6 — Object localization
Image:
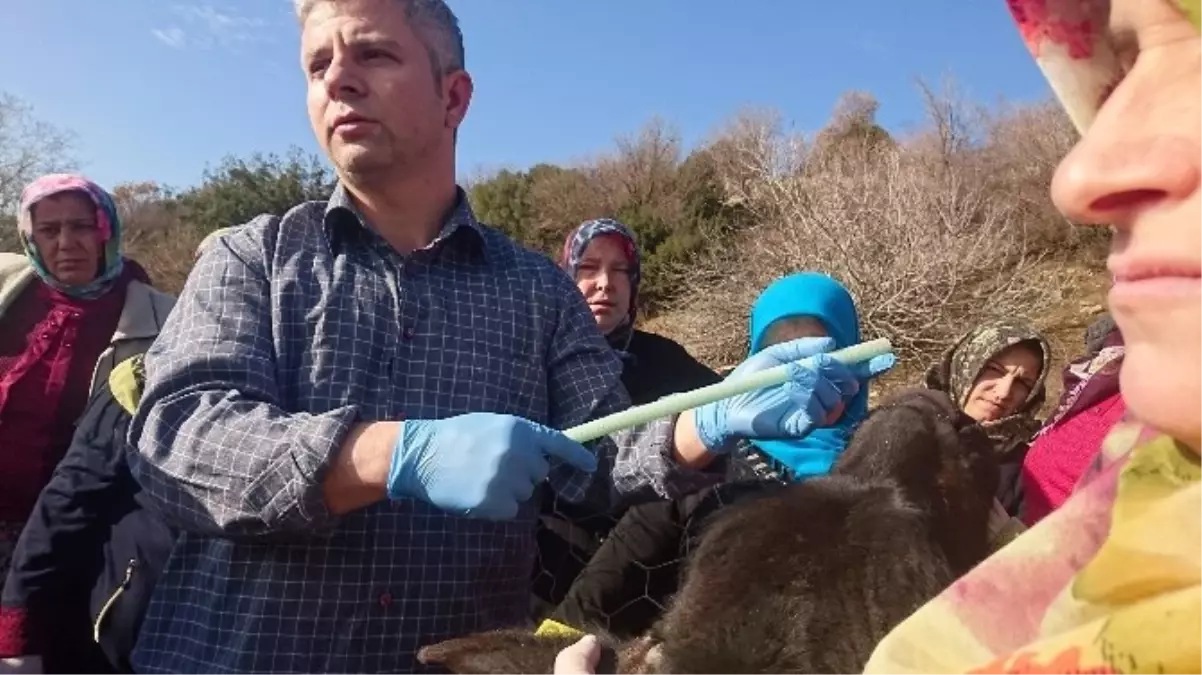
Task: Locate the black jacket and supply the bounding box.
[618,330,723,406]
[548,444,786,638]
[996,439,1030,517]
[531,330,720,617]
[0,357,175,673]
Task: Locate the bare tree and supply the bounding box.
[597,117,682,213]
[110,181,203,293]
[648,84,1079,371]
[0,93,77,214]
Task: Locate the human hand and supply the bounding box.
[693,337,895,452]
[987,498,1027,550]
[554,635,601,675]
[0,656,43,674]
[387,413,597,520]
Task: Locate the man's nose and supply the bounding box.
[324,55,364,99]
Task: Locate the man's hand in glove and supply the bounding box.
[387,413,597,520]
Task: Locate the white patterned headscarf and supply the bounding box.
[1005,0,1200,133]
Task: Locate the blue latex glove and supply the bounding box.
[387,412,598,520]
[693,336,896,453]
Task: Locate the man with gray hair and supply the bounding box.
[127,0,892,672]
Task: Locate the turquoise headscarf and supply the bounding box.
[747,272,867,481]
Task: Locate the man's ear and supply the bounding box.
[443,69,473,132]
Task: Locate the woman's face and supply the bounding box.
[1050,0,1201,449]
[760,316,844,424]
[574,235,633,336]
[963,343,1042,423]
[29,192,103,286]
[760,316,829,349]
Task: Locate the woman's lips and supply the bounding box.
[1109,256,1202,306]
[1110,276,1201,306]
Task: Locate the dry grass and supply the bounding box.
[641,85,1107,420]
[2,83,1105,424]
[643,258,1110,416]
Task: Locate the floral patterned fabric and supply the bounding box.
[864,2,1202,671]
[1006,0,1199,133]
[864,421,1200,673]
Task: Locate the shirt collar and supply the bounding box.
[322,182,488,261]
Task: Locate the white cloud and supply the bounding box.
[151,27,187,49]
[151,4,276,51]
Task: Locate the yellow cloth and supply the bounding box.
[535,618,586,641]
[108,354,146,415]
[865,422,1201,674]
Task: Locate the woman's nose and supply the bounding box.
[1052,136,1199,226]
[993,374,1016,402]
[57,230,78,250]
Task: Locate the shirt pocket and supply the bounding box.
[452,322,544,417]
[428,292,546,419]
[288,274,399,414]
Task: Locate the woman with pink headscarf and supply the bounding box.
[0,174,174,582]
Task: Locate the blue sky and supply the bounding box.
[4,1,1052,191]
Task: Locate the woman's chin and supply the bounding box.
[1120,346,1202,450]
[593,313,622,336]
[963,402,999,424]
[50,270,98,287]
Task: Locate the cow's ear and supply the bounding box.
[417,630,574,674]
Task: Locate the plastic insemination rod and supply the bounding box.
[563,338,893,444]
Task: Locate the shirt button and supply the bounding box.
[402,327,414,341]
[378,592,393,608]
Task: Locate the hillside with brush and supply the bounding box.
[0,82,1110,412]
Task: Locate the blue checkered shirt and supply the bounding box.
[126,186,715,673]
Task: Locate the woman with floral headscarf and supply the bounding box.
[0,174,174,585]
[862,0,1202,671]
[1020,314,1126,525]
[532,218,722,619]
[558,218,720,404]
[925,320,1052,516]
